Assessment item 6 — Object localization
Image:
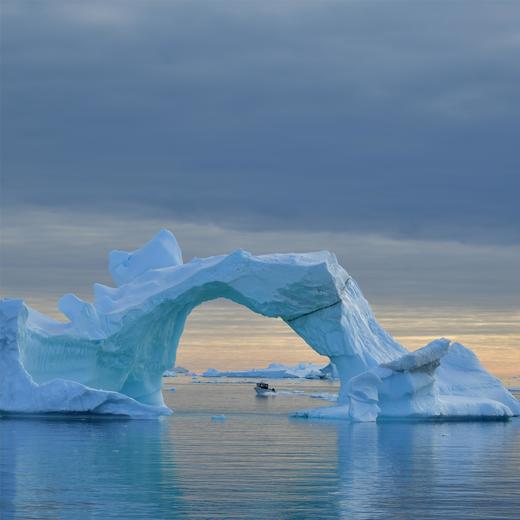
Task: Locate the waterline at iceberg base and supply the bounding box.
[1,229,518,421]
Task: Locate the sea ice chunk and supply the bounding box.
[294,339,517,421]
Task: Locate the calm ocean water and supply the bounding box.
[1,379,519,519]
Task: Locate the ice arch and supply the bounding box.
[1,229,518,419]
[16,230,404,407]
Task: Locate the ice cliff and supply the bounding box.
[1,229,518,420]
[0,300,171,417]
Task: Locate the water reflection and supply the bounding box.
[1,394,519,519]
[335,420,520,519]
[0,416,180,519]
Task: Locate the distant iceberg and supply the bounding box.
[1,229,518,420]
[202,362,336,380]
[163,366,194,377]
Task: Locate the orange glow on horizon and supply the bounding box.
[20,296,520,383]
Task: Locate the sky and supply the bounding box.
[1,1,519,377]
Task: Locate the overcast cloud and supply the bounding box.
[1,1,519,312]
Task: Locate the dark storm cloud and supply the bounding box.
[1,1,520,243]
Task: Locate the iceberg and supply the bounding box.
[0,300,171,417]
[163,367,194,377]
[1,229,518,420]
[294,339,519,421]
[202,362,335,380]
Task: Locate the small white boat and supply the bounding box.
[255,382,276,396]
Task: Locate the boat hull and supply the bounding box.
[255,387,276,397]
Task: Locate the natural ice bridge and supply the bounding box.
[1,230,518,421]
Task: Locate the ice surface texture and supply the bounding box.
[1,229,518,420]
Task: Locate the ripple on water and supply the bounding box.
[1,381,519,519]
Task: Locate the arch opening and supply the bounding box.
[175,298,328,375]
